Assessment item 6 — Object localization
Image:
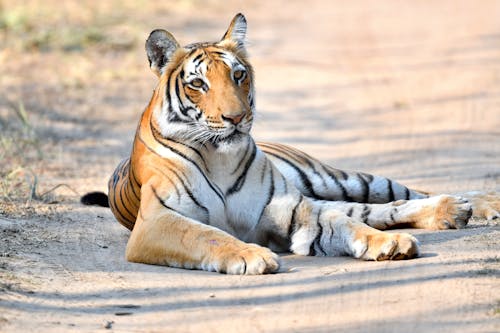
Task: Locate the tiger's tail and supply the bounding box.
[80,191,110,208]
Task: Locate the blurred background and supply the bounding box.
[1,0,499,213]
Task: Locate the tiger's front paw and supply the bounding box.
[204,242,281,275]
[352,232,419,261]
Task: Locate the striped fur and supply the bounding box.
[82,14,500,274]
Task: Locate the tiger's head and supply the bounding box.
[146,14,255,148]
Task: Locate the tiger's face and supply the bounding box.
[146,14,255,147]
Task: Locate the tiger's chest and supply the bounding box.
[165,168,268,240]
[204,143,271,238]
[148,138,275,239]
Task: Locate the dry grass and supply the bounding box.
[0,0,144,52]
[0,0,147,213]
[0,100,42,205]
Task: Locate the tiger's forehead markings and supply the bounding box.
[182,45,244,76]
[183,50,210,77]
[214,51,242,70]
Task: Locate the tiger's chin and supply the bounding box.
[211,130,249,152]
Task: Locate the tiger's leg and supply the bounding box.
[312,209,420,261]
[260,142,498,220]
[126,182,280,274]
[320,195,472,230]
[268,195,420,261]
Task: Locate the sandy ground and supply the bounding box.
[1,1,499,332]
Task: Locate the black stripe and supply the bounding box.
[339,170,349,180]
[164,173,181,199]
[324,168,353,202]
[361,205,371,224]
[260,160,268,183]
[329,223,335,249]
[175,77,188,116]
[192,53,203,65]
[125,175,140,202]
[151,186,179,213]
[121,178,139,212]
[165,59,185,121]
[310,208,326,256]
[121,178,139,210]
[276,144,322,179]
[287,196,303,239]
[119,161,128,177]
[390,208,397,223]
[165,70,173,106]
[110,192,134,229]
[167,143,225,202]
[147,163,182,201]
[281,174,288,193]
[169,167,210,220]
[128,167,141,200]
[227,142,257,196]
[257,167,275,225]
[110,183,136,225]
[193,108,202,120]
[358,174,370,203]
[119,180,138,219]
[168,111,183,122]
[347,207,354,217]
[265,151,322,199]
[167,137,208,171]
[111,168,120,186]
[231,139,251,175]
[361,173,374,182]
[150,125,208,172]
[142,131,225,203]
[309,242,316,256]
[387,179,395,202]
[404,187,410,200]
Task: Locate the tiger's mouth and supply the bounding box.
[212,128,247,145]
[225,129,247,142]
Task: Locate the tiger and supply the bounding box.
[81,13,499,275]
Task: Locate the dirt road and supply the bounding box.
[1,1,499,332]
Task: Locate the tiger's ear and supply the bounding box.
[220,13,247,51]
[145,29,180,77]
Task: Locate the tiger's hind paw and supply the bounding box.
[434,195,472,229]
[462,192,500,220]
[411,195,472,230]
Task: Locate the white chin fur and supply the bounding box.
[214,134,249,152]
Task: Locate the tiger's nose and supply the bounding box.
[221,112,245,125]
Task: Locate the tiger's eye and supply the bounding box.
[190,78,204,88]
[233,70,245,80]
